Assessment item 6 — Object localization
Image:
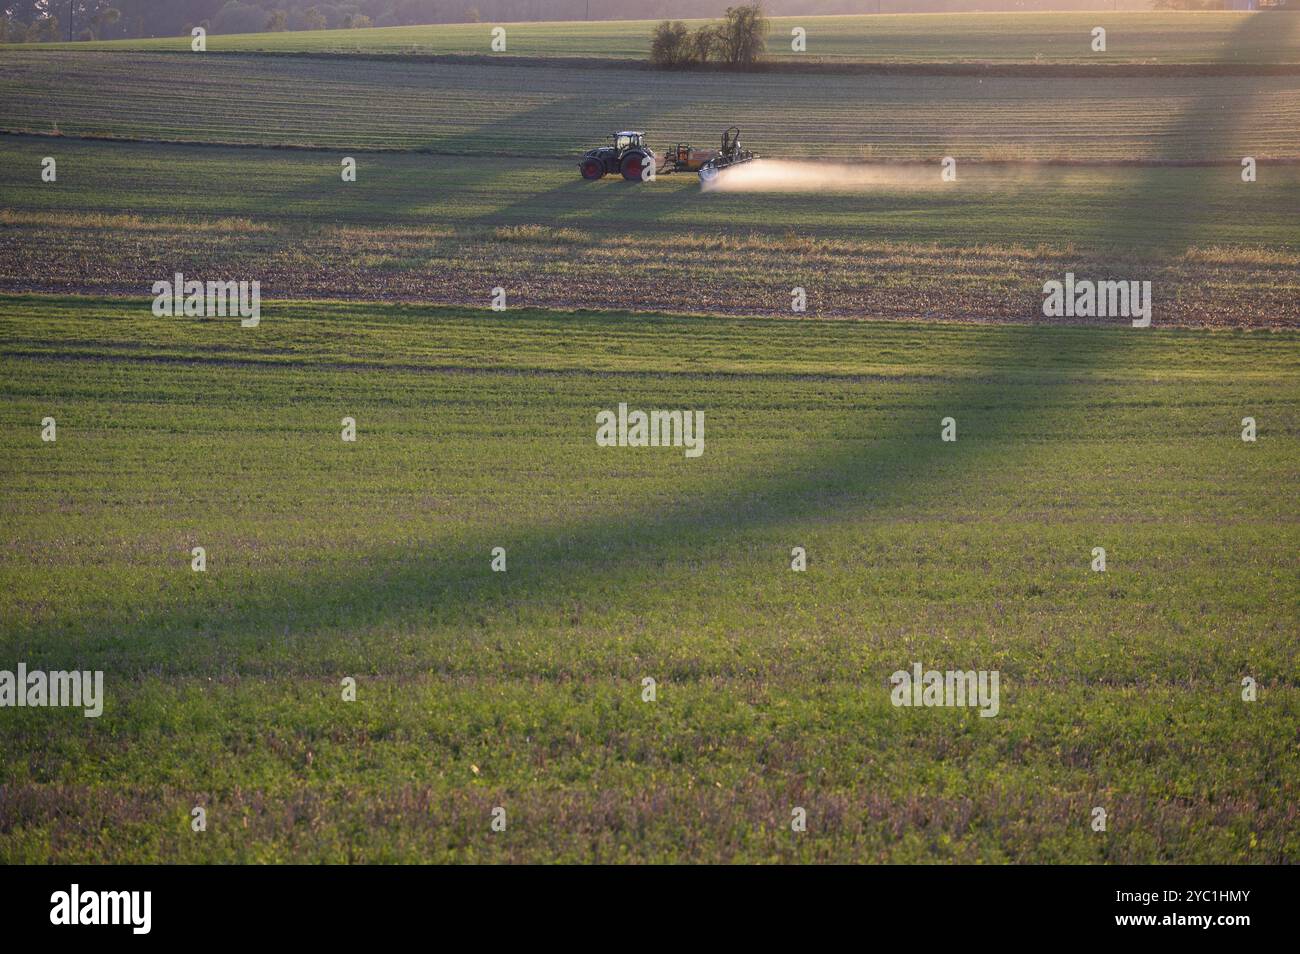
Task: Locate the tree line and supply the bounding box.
[650,3,768,68]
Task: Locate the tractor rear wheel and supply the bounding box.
[620,152,647,182]
[580,158,604,180]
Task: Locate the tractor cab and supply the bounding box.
[613,131,645,155]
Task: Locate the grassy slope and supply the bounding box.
[1,295,1297,862]
[3,138,1297,325]
[4,50,1298,161]
[25,12,1300,65]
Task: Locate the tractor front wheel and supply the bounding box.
[580,158,604,180]
[620,152,648,182]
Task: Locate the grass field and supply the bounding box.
[29,12,1300,66]
[5,50,1298,161]
[2,11,1298,865]
[3,11,1295,328]
[3,138,1297,325]
[1,295,1297,862]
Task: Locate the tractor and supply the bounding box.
[578,131,656,182]
[578,127,758,183]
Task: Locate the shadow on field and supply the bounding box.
[417,93,654,159]
[240,87,705,234]
[23,14,1284,671]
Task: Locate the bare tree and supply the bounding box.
[650,20,691,67]
[691,23,720,63]
[717,3,769,66]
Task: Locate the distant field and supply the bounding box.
[26,12,1300,66]
[3,51,1297,161]
[1,295,1296,862]
[3,138,1297,325]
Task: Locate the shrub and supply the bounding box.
[650,20,691,68]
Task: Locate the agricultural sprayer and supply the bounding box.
[577,127,757,183]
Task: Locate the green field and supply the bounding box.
[29,12,1300,66]
[1,295,1297,862]
[5,49,1298,161]
[3,16,1298,327]
[2,137,1298,326]
[2,11,1298,865]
